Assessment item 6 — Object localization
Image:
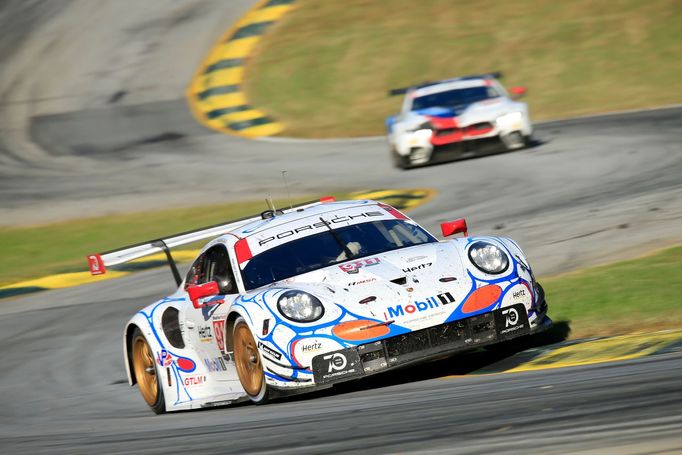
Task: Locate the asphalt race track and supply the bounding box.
[1,277,682,455]
[0,111,681,455]
[1,1,682,454]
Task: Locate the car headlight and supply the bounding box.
[277,291,324,322]
[468,242,509,274]
[496,111,523,126]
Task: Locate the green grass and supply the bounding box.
[246,0,682,137]
[542,245,682,338]
[0,195,345,287]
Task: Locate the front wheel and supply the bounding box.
[390,147,410,170]
[131,328,166,414]
[502,131,526,150]
[233,317,270,404]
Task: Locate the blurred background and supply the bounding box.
[1,0,681,453]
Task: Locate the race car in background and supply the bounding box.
[386,72,532,169]
[87,197,550,413]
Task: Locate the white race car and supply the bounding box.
[387,72,532,169]
[88,198,550,413]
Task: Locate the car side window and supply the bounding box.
[185,245,237,294]
[204,245,237,294]
[185,252,207,287]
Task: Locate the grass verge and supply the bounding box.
[0,195,346,287]
[542,245,682,338]
[246,0,682,137]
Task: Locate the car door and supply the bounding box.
[183,244,241,384]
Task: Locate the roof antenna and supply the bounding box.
[265,194,276,212]
[281,170,293,209]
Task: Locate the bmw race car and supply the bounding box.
[87,197,550,413]
[387,72,532,169]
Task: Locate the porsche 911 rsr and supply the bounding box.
[387,72,532,169]
[88,197,550,413]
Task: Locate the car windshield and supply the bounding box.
[412,86,499,110]
[241,219,437,290]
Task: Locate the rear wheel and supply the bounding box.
[131,328,166,414]
[233,317,270,404]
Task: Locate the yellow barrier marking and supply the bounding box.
[201,117,230,130]
[223,109,269,122]
[185,0,296,138]
[200,92,247,109]
[214,37,261,60]
[250,5,293,22]
[0,270,129,290]
[0,250,200,293]
[351,188,437,211]
[507,331,682,373]
[438,330,682,379]
[203,67,245,87]
[239,122,285,137]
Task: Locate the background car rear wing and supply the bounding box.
[388,72,503,96]
[86,197,337,286]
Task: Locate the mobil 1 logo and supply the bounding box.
[493,303,529,339]
[312,348,363,384]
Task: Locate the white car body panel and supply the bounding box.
[117,200,549,412]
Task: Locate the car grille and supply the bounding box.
[434,122,493,137]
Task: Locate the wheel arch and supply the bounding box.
[223,311,243,355]
[124,322,140,386]
[123,312,156,386]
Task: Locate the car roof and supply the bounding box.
[225,199,386,239]
[412,78,490,98]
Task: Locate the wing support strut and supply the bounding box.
[151,240,182,286]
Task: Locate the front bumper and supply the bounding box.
[312,303,536,385]
[430,136,507,161]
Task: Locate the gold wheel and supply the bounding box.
[233,320,265,397]
[132,334,159,407]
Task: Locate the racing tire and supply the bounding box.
[390,147,410,170]
[523,134,533,148]
[131,328,166,414]
[502,131,526,151]
[233,317,271,404]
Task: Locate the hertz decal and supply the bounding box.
[186,0,296,138]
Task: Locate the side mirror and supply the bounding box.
[441,219,468,237]
[510,86,527,99]
[187,281,219,308]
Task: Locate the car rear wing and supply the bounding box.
[86,196,337,286]
[388,72,503,96]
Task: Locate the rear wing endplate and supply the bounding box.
[87,197,336,286]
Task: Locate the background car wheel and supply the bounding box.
[408,147,431,166]
[390,147,410,170]
[502,131,526,150]
[131,328,166,414]
[233,317,270,404]
[523,134,533,148]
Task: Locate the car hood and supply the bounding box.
[271,242,471,331]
